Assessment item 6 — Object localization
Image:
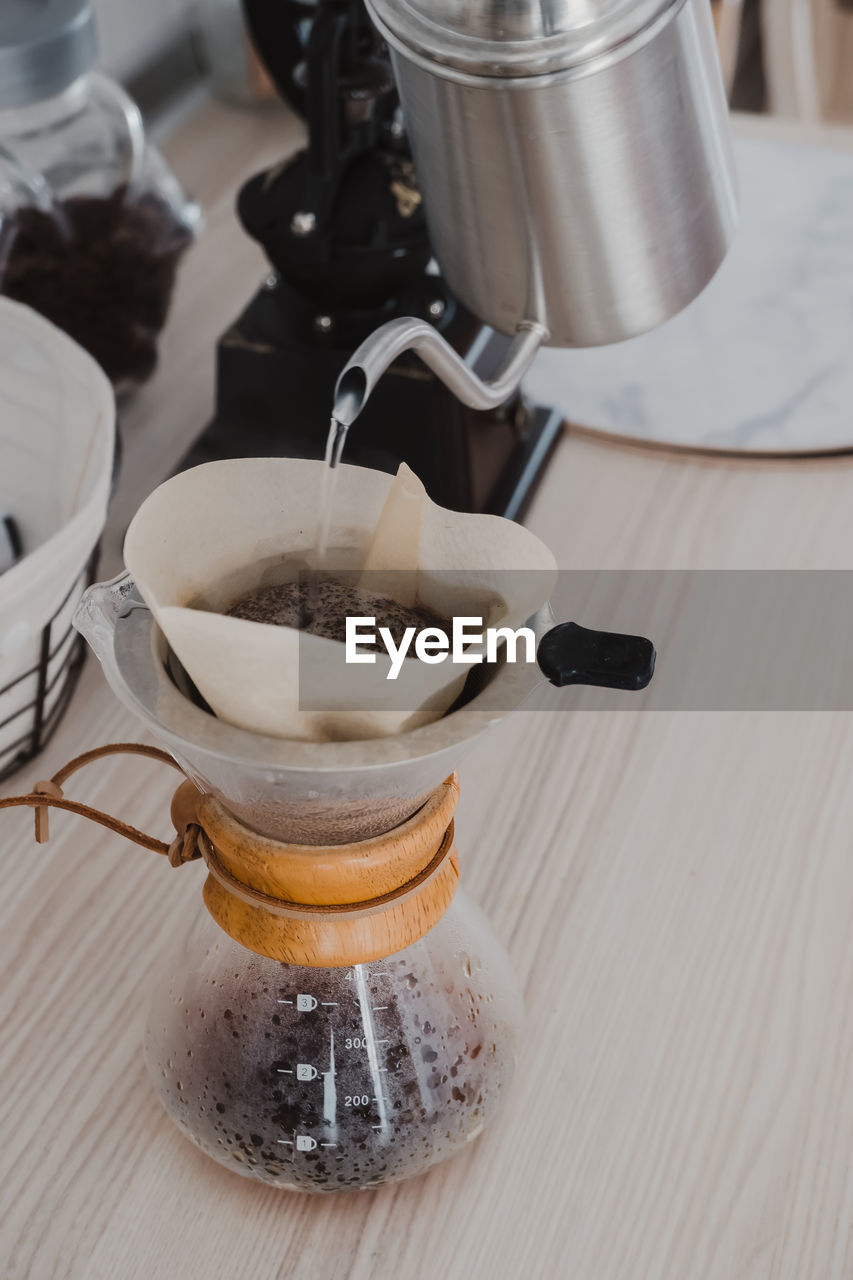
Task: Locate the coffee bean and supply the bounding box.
[2,187,191,384]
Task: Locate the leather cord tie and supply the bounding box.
[0,745,462,965]
[0,742,199,865]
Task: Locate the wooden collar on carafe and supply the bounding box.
[172,773,460,967]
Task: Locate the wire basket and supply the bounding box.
[0,545,101,784]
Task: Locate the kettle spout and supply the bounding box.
[332,317,548,428]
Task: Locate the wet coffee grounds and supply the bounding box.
[1,186,192,384]
[146,926,515,1192]
[226,578,450,650]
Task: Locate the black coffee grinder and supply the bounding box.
[180,0,562,518]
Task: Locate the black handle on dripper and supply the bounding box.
[537,622,656,691]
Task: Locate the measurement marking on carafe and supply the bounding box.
[323,1029,337,1124]
[320,1001,338,1006]
[277,1139,293,1145]
[320,1143,337,1148]
[277,1068,293,1073]
[277,999,293,1004]
[373,1006,389,1010]
[354,966,390,1133]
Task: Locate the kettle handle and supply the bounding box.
[537,621,655,691]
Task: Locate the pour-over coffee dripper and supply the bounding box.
[78,570,653,842]
[66,567,653,1191]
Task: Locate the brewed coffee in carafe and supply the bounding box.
[146,891,521,1191]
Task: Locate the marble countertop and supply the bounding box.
[525,118,853,454]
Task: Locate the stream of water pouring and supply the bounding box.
[315,415,349,566]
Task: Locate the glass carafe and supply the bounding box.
[73,570,651,1192]
[146,890,522,1191]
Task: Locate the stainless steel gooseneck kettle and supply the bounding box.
[333,0,738,427]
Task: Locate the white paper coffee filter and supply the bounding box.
[124,457,556,741]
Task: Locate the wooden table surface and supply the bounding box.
[3,103,853,1280]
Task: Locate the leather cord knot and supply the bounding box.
[0,742,190,858]
[168,822,203,867]
[32,779,64,843]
